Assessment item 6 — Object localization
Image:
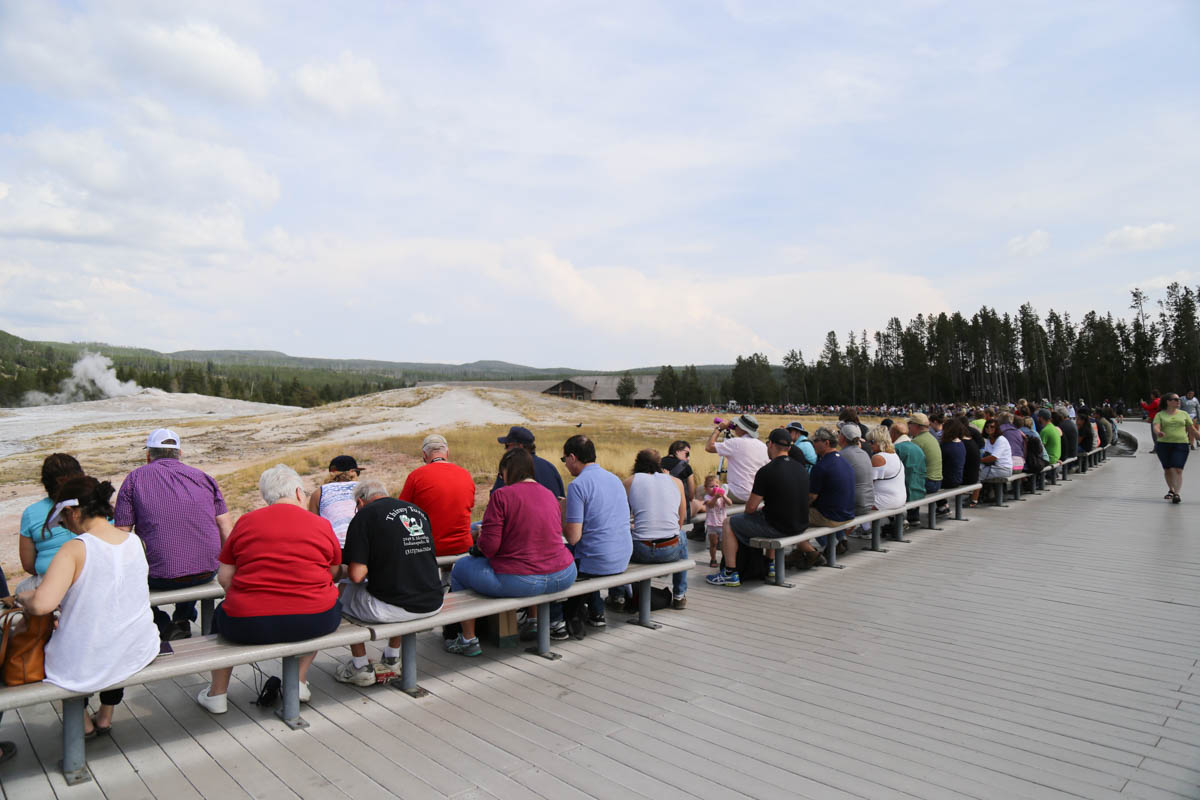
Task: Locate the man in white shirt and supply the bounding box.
[704,414,769,503]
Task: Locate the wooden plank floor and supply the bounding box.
[3,421,1198,799]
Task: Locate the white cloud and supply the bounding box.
[1103,222,1175,251]
[1007,229,1050,257]
[24,127,128,192]
[295,52,389,114]
[0,183,8,201]
[125,21,273,102]
[410,312,437,326]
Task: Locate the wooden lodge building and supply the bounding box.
[417,374,659,406]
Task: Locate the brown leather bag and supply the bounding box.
[0,609,54,685]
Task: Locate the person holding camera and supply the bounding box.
[704,414,769,503]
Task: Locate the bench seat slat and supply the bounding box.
[748,484,982,550]
[368,560,695,639]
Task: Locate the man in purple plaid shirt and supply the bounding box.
[114,428,234,640]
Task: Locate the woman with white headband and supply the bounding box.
[16,476,159,737]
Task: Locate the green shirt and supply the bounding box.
[970,419,986,432]
[1040,424,1061,463]
[895,440,927,500]
[1157,409,1192,444]
[913,431,942,482]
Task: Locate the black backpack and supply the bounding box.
[1024,434,1047,474]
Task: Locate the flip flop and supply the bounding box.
[90,714,112,736]
[0,741,16,765]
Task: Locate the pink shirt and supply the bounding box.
[478,481,574,576]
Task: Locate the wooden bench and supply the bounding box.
[747,484,981,587]
[368,559,696,696]
[3,557,692,785]
[148,552,472,634]
[0,622,373,785]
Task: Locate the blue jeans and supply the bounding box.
[450,556,577,596]
[148,570,216,637]
[612,535,689,599]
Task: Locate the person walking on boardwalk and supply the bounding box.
[1152,394,1198,504]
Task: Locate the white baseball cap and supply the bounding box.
[145,428,181,449]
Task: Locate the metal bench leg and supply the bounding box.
[924,501,942,530]
[953,494,966,520]
[526,601,561,660]
[892,513,911,543]
[772,550,793,588]
[823,532,841,568]
[392,632,429,696]
[1013,479,1022,501]
[276,655,309,729]
[869,519,887,552]
[61,696,91,785]
[200,598,214,635]
[634,578,661,629]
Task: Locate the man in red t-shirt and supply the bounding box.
[398,434,475,556]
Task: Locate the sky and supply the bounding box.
[0,1,1197,370]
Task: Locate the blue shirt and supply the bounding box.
[789,438,818,471]
[808,452,855,522]
[564,464,632,576]
[20,497,78,575]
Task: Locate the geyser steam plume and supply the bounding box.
[23,352,143,406]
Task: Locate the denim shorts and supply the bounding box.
[1156,442,1189,470]
[449,555,577,597]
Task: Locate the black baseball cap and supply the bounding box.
[767,428,792,448]
[498,426,535,445]
[329,455,362,472]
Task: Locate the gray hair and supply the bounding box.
[811,426,839,445]
[259,464,304,504]
[353,479,389,502]
[147,447,179,462]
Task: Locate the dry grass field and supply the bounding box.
[1,385,870,580]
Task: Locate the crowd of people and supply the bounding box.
[1,392,1194,764]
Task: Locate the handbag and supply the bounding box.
[0,608,54,685]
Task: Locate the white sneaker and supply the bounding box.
[298,681,311,703]
[334,660,377,687]
[196,688,228,714]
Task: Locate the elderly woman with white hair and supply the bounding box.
[196,464,342,714]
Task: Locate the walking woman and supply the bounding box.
[1153,394,1198,503]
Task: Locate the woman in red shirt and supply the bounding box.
[196,465,342,714]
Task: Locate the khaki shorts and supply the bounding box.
[808,508,848,527]
[340,581,441,624]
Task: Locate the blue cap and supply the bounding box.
[498,426,535,445]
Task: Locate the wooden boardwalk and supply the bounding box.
[3,421,1198,799]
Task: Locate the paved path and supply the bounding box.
[3,421,1198,799]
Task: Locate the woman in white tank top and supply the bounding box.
[16,476,160,737]
[610,449,690,609]
[307,455,362,546]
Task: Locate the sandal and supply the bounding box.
[708,558,719,568]
[1172,493,1182,504]
[91,714,112,736]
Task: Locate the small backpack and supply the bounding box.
[1024,434,1047,474]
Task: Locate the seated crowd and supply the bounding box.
[0,398,1119,758]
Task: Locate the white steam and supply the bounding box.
[23,352,143,406]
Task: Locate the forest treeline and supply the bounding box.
[653,286,1200,407]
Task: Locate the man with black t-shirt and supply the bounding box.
[707,428,814,587]
[333,480,443,687]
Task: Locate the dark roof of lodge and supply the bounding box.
[416,375,658,401]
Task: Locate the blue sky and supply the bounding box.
[1,1,1196,369]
